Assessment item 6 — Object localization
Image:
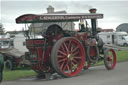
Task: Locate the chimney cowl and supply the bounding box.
[89,8,97,13]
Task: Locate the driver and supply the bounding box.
[79,19,88,32]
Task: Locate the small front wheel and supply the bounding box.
[104,49,116,70]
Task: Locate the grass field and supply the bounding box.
[3,50,128,81]
[3,69,36,81]
[116,50,128,62]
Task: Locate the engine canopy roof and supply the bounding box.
[16,13,103,24]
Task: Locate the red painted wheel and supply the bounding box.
[51,37,85,77]
[104,49,116,70]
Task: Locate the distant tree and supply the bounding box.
[0,23,5,35]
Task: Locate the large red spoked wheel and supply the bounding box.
[51,37,85,77]
[104,49,116,70]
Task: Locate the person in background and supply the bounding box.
[0,53,4,83]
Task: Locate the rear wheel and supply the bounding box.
[5,60,15,70]
[51,37,85,77]
[104,49,116,70]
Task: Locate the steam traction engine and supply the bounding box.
[15,8,116,78]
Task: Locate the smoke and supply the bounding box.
[48,1,93,13]
[67,3,93,13]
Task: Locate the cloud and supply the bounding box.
[1,0,128,31]
[2,0,128,1]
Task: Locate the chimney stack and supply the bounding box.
[47,5,54,14]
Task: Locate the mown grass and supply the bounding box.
[3,69,36,81]
[116,50,128,62]
[3,50,128,81]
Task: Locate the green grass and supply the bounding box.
[3,70,36,81]
[116,50,128,62]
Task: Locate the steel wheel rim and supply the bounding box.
[56,38,85,76]
[106,49,116,69]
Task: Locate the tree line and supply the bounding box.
[0,23,5,35]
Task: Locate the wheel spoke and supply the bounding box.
[71,45,74,52]
[63,42,69,53]
[110,60,113,66]
[63,65,67,71]
[72,58,78,64]
[72,46,79,53]
[62,61,69,71]
[68,40,72,50]
[58,56,64,58]
[67,63,70,72]
[107,56,112,61]
[74,56,82,60]
[71,61,76,67]
[107,61,112,65]
[61,44,66,52]
[60,61,65,70]
[73,51,79,56]
[58,50,67,56]
[70,61,73,72]
[58,58,67,63]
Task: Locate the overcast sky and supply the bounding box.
[1,0,128,31]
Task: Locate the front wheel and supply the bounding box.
[104,49,116,70]
[51,37,85,77]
